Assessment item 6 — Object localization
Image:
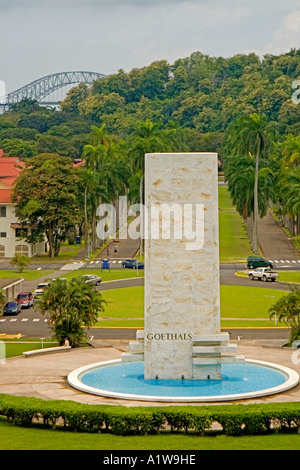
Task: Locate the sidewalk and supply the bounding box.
[258,210,298,260]
[1,339,300,405]
[95,216,140,261]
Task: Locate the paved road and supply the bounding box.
[0,268,294,339]
[0,208,298,340]
[258,210,298,261]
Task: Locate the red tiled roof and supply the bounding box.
[1,176,16,186]
[0,152,24,185]
[0,152,83,206]
[73,159,85,167]
[0,189,12,203]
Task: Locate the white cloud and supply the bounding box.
[1,1,300,93]
[254,10,300,57]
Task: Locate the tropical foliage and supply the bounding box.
[269,287,300,344]
[0,48,299,251]
[35,278,106,346]
[11,154,82,257]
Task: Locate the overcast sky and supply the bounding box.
[1,0,300,94]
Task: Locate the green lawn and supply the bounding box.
[61,268,144,283]
[219,212,252,262]
[97,286,144,327]
[220,285,284,319]
[32,243,84,263]
[3,341,58,358]
[0,418,299,450]
[218,185,236,211]
[95,285,286,328]
[0,269,54,281]
[218,186,253,262]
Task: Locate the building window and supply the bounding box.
[0,206,6,217]
[15,244,29,255]
[15,228,28,239]
[0,232,6,238]
[0,245,4,258]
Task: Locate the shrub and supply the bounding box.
[1,394,300,436]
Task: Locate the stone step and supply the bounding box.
[193,355,244,365]
[129,340,144,352]
[193,344,237,354]
[122,352,144,363]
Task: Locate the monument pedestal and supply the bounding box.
[122,153,244,380]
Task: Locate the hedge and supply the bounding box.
[1,394,300,436]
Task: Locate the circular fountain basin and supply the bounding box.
[68,359,299,403]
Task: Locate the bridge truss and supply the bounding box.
[0,71,106,112]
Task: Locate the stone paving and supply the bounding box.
[1,339,300,407]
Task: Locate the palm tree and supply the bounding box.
[278,166,300,235]
[281,134,300,168]
[82,125,116,252]
[269,287,300,345]
[223,113,277,253]
[225,153,276,246]
[35,278,106,346]
[128,120,173,255]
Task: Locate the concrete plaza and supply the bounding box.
[1,339,300,407]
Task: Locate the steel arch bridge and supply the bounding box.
[0,71,106,111]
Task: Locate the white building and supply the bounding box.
[0,151,45,258]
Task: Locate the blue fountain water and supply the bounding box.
[80,361,287,398]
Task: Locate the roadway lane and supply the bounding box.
[0,267,293,339]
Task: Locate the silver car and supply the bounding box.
[33,282,50,297]
[81,274,101,286]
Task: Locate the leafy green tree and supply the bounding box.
[1,138,37,159]
[10,254,30,273]
[35,278,106,346]
[12,154,81,258]
[60,83,89,115]
[269,287,300,345]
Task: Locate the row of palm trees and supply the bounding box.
[80,120,186,257]
[223,113,300,254]
[80,113,299,258]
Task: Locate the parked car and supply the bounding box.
[3,301,21,315]
[81,274,102,286]
[33,282,50,297]
[16,292,34,308]
[248,267,279,282]
[122,259,144,269]
[247,256,273,269]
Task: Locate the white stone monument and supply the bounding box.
[123,153,243,380]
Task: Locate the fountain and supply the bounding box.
[68,153,299,402]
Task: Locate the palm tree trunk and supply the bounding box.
[47,224,54,258]
[139,174,144,257]
[91,208,96,253]
[84,184,88,258]
[253,145,260,254]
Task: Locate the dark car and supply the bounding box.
[122,259,144,269]
[16,292,34,308]
[247,256,273,269]
[3,301,21,316]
